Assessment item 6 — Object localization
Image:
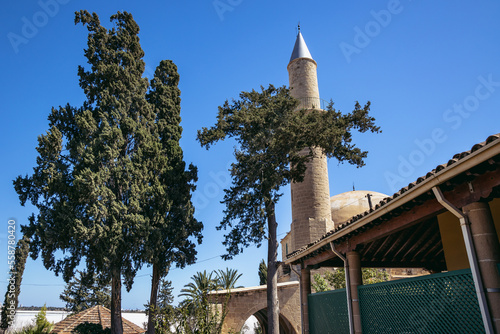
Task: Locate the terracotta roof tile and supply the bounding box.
[51,305,144,334]
[286,133,500,259]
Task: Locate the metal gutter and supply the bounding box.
[285,137,500,265]
[432,186,494,334]
[330,242,354,334]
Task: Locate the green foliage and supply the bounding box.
[14,10,201,334]
[34,306,51,330]
[157,278,175,311]
[143,269,241,333]
[198,84,379,333]
[60,270,111,313]
[312,268,390,292]
[12,305,53,334]
[142,57,201,334]
[216,268,243,290]
[258,259,267,286]
[15,8,150,289]
[72,322,111,334]
[144,278,175,333]
[252,321,263,334]
[176,269,241,334]
[1,235,30,330]
[179,270,218,303]
[325,269,346,290]
[311,273,330,292]
[149,305,178,334]
[362,268,389,285]
[197,84,379,259]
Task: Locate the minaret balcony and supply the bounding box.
[295,96,329,111]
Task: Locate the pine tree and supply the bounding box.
[59,271,111,313]
[197,84,379,334]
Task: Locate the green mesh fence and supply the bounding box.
[308,288,349,334]
[358,269,484,334]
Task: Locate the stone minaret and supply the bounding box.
[288,30,333,251]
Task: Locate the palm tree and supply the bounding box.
[216,268,243,290]
[178,269,243,333]
[179,270,217,303]
[178,271,219,333]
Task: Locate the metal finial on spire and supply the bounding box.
[298,22,300,32]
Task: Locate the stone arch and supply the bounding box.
[224,298,267,333]
[250,308,297,334]
[218,282,301,334]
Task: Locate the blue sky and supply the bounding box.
[1,0,499,310]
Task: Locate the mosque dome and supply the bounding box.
[330,190,388,224]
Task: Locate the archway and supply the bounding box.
[211,281,301,333]
[246,308,296,334]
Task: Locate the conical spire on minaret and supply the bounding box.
[289,25,313,62]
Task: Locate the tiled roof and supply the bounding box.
[51,305,144,334]
[286,133,500,260]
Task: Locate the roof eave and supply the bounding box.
[285,137,500,265]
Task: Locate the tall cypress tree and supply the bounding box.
[258,259,267,286]
[13,11,201,334]
[143,60,202,334]
[0,235,29,331]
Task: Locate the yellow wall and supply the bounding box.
[488,198,500,243]
[437,211,469,271]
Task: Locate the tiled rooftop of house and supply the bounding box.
[51,305,144,334]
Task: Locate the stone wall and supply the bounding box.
[288,57,333,251]
[214,283,301,334]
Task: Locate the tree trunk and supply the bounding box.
[266,201,279,334]
[147,263,160,334]
[111,268,123,334]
